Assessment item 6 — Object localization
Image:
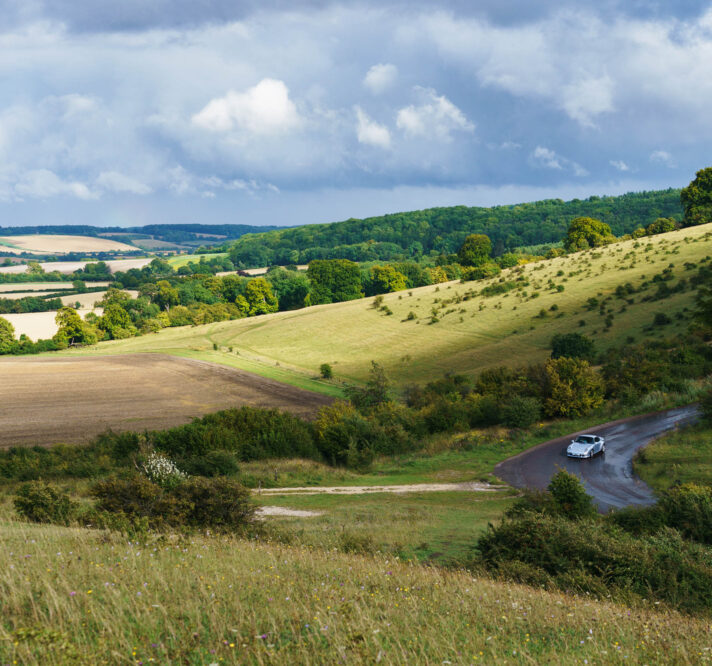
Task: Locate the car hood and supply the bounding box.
[567,443,594,455]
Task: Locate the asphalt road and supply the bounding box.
[495,405,700,512]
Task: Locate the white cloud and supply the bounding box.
[610,160,630,171]
[192,78,300,135]
[14,169,97,200]
[531,146,588,176]
[531,146,562,170]
[96,171,151,195]
[363,63,398,94]
[355,107,391,148]
[561,75,614,127]
[650,150,676,168]
[396,88,474,140]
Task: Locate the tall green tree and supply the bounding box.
[563,217,615,251]
[544,357,604,417]
[368,265,407,295]
[0,316,15,353]
[681,167,712,227]
[53,307,97,347]
[98,303,137,340]
[244,278,278,315]
[307,259,363,305]
[457,234,492,267]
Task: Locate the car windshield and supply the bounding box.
[574,435,595,444]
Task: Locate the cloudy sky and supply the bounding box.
[1,0,711,228]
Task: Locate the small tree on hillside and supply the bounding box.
[458,234,492,267]
[345,361,391,412]
[563,217,615,252]
[53,307,97,347]
[646,217,677,235]
[550,332,595,361]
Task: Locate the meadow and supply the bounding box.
[1,517,710,665]
[62,222,712,388]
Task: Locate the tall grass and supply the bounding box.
[1,520,710,664]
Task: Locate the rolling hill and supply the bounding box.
[65,222,712,389]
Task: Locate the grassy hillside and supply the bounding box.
[228,188,683,267]
[66,223,712,388]
[1,518,709,665]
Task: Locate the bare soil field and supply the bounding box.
[0,258,152,274]
[0,234,138,254]
[0,354,332,447]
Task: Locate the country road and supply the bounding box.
[495,405,700,512]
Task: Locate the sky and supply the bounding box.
[1,0,711,228]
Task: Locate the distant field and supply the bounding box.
[3,309,102,340]
[66,223,712,386]
[0,282,80,292]
[166,252,228,268]
[0,354,332,447]
[0,234,138,255]
[0,258,152,274]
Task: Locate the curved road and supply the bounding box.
[495,405,699,512]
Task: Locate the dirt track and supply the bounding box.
[0,354,332,447]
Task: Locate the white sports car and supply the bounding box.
[566,434,606,458]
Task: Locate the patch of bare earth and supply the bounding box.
[0,354,332,447]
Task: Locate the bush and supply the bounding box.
[501,396,541,428]
[91,475,255,531]
[476,512,712,613]
[13,481,78,525]
[174,477,254,530]
[653,312,672,326]
[550,332,595,361]
[182,450,239,477]
[659,483,712,545]
[320,363,333,379]
[547,469,596,519]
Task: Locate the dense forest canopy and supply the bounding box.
[228,189,683,267]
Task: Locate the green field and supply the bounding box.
[166,252,229,269]
[63,223,712,388]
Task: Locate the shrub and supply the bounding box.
[476,512,712,613]
[659,483,712,545]
[91,474,255,531]
[174,477,254,530]
[501,396,541,428]
[547,469,596,519]
[550,332,595,361]
[91,475,187,527]
[183,450,239,477]
[13,481,78,525]
[320,363,333,379]
[653,312,672,326]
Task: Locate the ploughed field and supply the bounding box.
[0,354,331,447]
